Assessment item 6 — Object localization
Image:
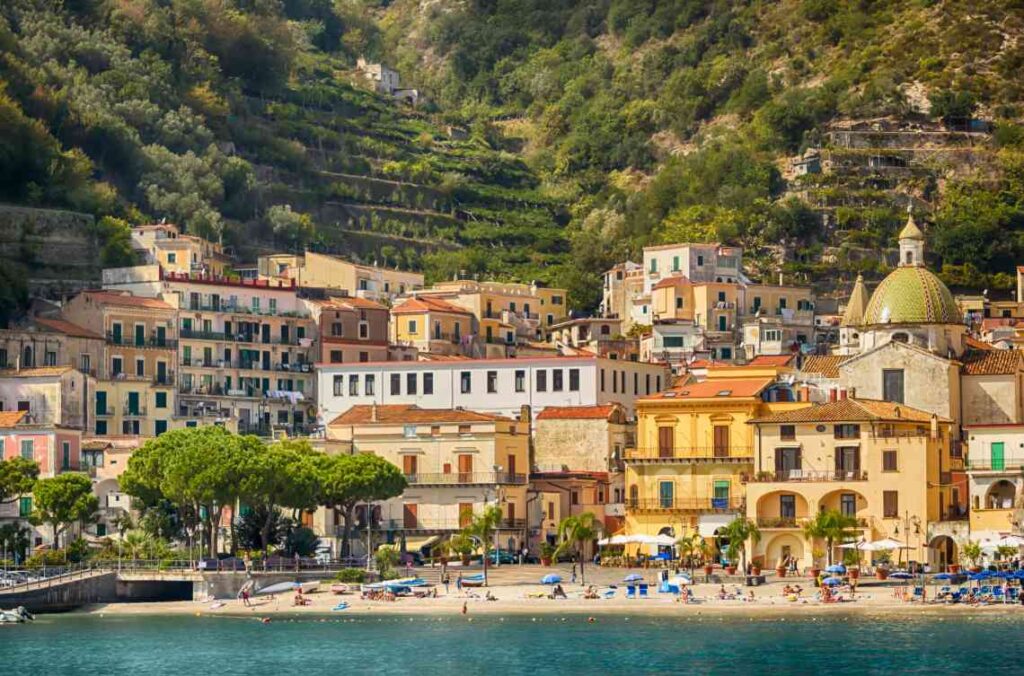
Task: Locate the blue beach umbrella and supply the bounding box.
[822,577,843,586]
[970,571,994,581]
[825,564,846,574]
[541,574,562,585]
[624,573,644,583]
[933,573,954,581]
[889,572,913,580]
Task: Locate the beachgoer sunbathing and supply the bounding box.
[551,584,568,599]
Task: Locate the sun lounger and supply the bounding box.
[912,587,924,601]
[626,585,636,599]
[639,583,650,598]
[993,587,1005,602]
[602,590,616,599]
[1009,588,1020,601]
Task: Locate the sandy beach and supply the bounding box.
[78,566,1024,619]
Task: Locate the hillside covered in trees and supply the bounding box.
[4,0,1024,312]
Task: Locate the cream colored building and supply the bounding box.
[131,224,227,276]
[0,317,104,376]
[323,404,529,556]
[963,424,1024,549]
[259,251,423,303]
[747,398,959,570]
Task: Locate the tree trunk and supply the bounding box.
[483,539,489,587]
[827,538,834,566]
[261,504,275,557]
[579,545,585,585]
[340,504,355,559]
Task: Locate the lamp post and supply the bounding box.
[893,512,921,570]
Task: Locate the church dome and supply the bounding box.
[862,266,961,326]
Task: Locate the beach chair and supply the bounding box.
[993,587,1005,603]
[1009,587,1020,602]
[602,590,616,599]
[626,585,636,599]
[912,587,924,602]
[949,591,961,604]
[938,586,951,600]
[639,583,650,598]
[980,585,992,599]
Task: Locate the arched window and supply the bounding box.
[905,250,914,265]
[22,345,33,368]
[629,485,639,507]
[600,324,610,336]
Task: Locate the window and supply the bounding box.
[333,375,344,396]
[882,450,898,472]
[552,369,564,392]
[407,373,417,395]
[155,420,167,435]
[458,425,471,435]
[19,497,32,518]
[348,375,359,396]
[883,491,899,518]
[423,373,434,395]
[365,375,375,396]
[404,425,417,438]
[330,350,343,363]
[713,480,730,508]
[780,495,796,519]
[269,298,277,314]
[780,425,796,441]
[571,491,579,506]
[136,358,145,377]
[835,447,861,476]
[45,351,57,366]
[408,320,417,334]
[659,481,673,509]
[551,295,563,305]
[359,323,369,339]
[390,374,401,396]
[697,255,704,266]
[514,370,525,392]
[95,420,107,435]
[600,369,605,392]
[487,371,498,393]
[883,369,904,404]
[675,297,683,310]
[359,352,369,362]
[20,439,33,460]
[569,368,580,392]
[833,424,860,439]
[536,370,547,392]
[61,442,71,470]
[155,392,167,409]
[763,329,782,342]
[460,371,471,394]
[331,322,343,336]
[167,252,176,264]
[111,357,123,376]
[840,493,856,517]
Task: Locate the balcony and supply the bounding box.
[95,406,115,417]
[747,470,867,483]
[624,446,754,463]
[756,515,872,529]
[106,333,177,350]
[348,518,527,534]
[964,459,1024,472]
[403,472,528,486]
[627,497,745,513]
[122,405,148,417]
[179,328,303,346]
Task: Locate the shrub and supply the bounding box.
[334,568,367,583]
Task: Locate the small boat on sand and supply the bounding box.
[0,607,33,623]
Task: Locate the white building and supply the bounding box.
[641,243,745,296]
[316,355,671,423]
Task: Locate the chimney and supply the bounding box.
[370,403,378,422]
[930,414,939,440]
[848,387,856,399]
[519,404,531,424]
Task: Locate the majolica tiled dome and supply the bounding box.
[862,266,960,325]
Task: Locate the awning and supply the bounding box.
[697,514,733,537]
[403,534,444,552]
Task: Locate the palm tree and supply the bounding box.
[675,533,706,576]
[462,504,503,587]
[802,509,858,566]
[724,516,761,572]
[554,512,602,585]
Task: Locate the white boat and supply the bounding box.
[254,580,320,596]
[0,607,33,623]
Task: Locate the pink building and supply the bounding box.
[0,410,82,477]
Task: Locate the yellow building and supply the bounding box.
[321,404,529,557]
[258,251,424,303]
[131,224,227,276]
[746,398,957,571]
[624,374,805,552]
[390,296,476,356]
[963,424,1024,552]
[62,291,178,437]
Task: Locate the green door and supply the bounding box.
[659,481,674,509]
[127,391,140,415]
[95,390,107,415]
[135,324,145,346]
[112,323,122,343]
[991,442,1005,471]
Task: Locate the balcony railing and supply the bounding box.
[354,518,527,533]
[403,472,527,486]
[95,406,115,417]
[964,459,1024,471]
[747,470,867,482]
[756,515,871,529]
[625,446,754,462]
[122,405,147,417]
[106,333,177,350]
[627,497,745,512]
[179,328,303,346]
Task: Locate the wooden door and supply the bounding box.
[403,503,418,529]
[459,502,473,529]
[507,453,516,480]
[658,427,674,458]
[402,455,417,477]
[458,454,473,482]
[713,426,729,457]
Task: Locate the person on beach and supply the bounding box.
[462,601,468,615]
[457,573,463,591]
[571,563,577,584]
[241,588,251,607]
[442,572,450,595]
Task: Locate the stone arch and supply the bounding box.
[762,533,805,569]
[817,488,870,519]
[929,535,958,572]
[986,480,1016,509]
[755,491,811,525]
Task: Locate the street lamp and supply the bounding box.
[893,512,921,570]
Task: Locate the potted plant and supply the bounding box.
[961,541,983,573]
[809,549,825,580]
[751,557,762,577]
[723,516,761,577]
[449,533,474,566]
[843,549,860,580]
[874,550,891,580]
[775,561,787,578]
[540,542,556,567]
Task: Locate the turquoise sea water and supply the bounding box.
[3,613,1024,674]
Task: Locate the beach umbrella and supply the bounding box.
[541,574,562,585]
[933,572,954,581]
[623,573,644,583]
[825,564,846,574]
[969,571,993,581]
[822,577,843,586]
[867,538,910,550]
[996,535,1024,547]
[672,575,693,586]
[888,572,913,580]
[597,534,630,546]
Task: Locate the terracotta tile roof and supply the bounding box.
[748,355,797,366]
[980,318,1021,330]
[686,359,729,369]
[536,405,617,421]
[328,404,510,426]
[964,336,993,351]
[0,411,28,428]
[0,366,74,377]
[652,276,691,290]
[642,377,772,401]
[391,297,472,315]
[32,317,103,340]
[751,398,945,424]
[961,349,1024,376]
[82,440,114,451]
[799,355,846,379]
[316,297,388,311]
[82,291,174,311]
